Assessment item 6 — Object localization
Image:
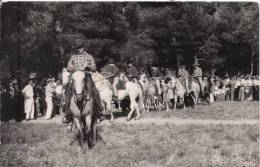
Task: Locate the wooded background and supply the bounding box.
[0,2,259,77]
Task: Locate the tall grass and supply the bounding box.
[0,122,258,167]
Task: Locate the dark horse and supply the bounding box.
[69,71,99,153]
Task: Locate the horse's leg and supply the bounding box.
[173,95,177,111]
[190,93,196,109]
[194,93,199,108]
[127,96,138,121]
[73,117,86,153]
[118,100,122,110]
[127,107,134,121]
[182,95,186,110]
[106,98,114,123]
[85,114,94,148]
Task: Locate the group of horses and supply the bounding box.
[61,69,208,153]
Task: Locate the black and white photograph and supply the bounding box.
[0,1,259,167]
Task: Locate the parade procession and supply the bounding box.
[0,1,259,167]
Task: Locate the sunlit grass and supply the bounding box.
[145,101,259,120]
[0,122,258,167]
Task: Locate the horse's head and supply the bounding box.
[62,68,71,86]
[72,71,85,101]
[164,77,177,89]
[139,73,146,82]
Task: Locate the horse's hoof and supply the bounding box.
[126,117,131,121]
[110,118,114,123]
[135,116,141,120]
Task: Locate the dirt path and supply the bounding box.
[20,114,259,125]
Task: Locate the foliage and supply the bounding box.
[1,2,258,75]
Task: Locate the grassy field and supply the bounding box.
[0,122,259,167]
[144,101,259,120]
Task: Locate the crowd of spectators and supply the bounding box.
[0,71,259,122]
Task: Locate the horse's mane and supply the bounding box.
[85,73,95,98]
[84,73,102,113]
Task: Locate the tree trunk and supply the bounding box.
[211,67,215,76]
[250,53,254,75]
[176,53,181,69]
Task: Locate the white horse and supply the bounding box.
[163,76,186,110]
[189,79,202,108]
[91,72,114,122]
[117,81,144,120]
[164,76,201,109]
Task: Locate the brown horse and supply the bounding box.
[69,71,98,153]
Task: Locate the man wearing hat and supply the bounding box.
[22,77,35,121]
[126,61,138,83]
[64,44,103,122]
[45,77,55,120]
[101,58,120,83]
[192,62,203,94]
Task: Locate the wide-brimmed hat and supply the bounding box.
[11,79,18,84]
[29,72,37,79]
[193,62,199,66]
[47,77,55,82]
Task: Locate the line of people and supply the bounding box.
[0,73,64,122]
[1,63,259,122]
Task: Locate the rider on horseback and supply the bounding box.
[192,62,203,94]
[101,58,120,100]
[126,61,139,83]
[178,65,189,93]
[63,44,104,123]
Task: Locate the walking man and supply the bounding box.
[22,78,35,121]
[45,77,55,120]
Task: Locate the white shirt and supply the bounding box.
[22,84,34,98]
[253,80,260,86]
[235,80,241,88]
[55,84,63,95]
[45,83,55,97]
[246,80,253,86]
[240,79,246,86]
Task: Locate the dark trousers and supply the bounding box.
[253,86,259,101]
[230,86,235,101]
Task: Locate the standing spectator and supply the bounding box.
[238,76,246,101]
[245,76,253,101]
[223,75,230,100]
[22,78,35,121]
[229,76,236,101]
[45,77,55,120]
[253,76,259,101]
[234,76,241,101]
[7,80,16,121]
[34,79,42,118]
[209,76,215,103]
[0,79,6,121]
[54,79,63,114]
